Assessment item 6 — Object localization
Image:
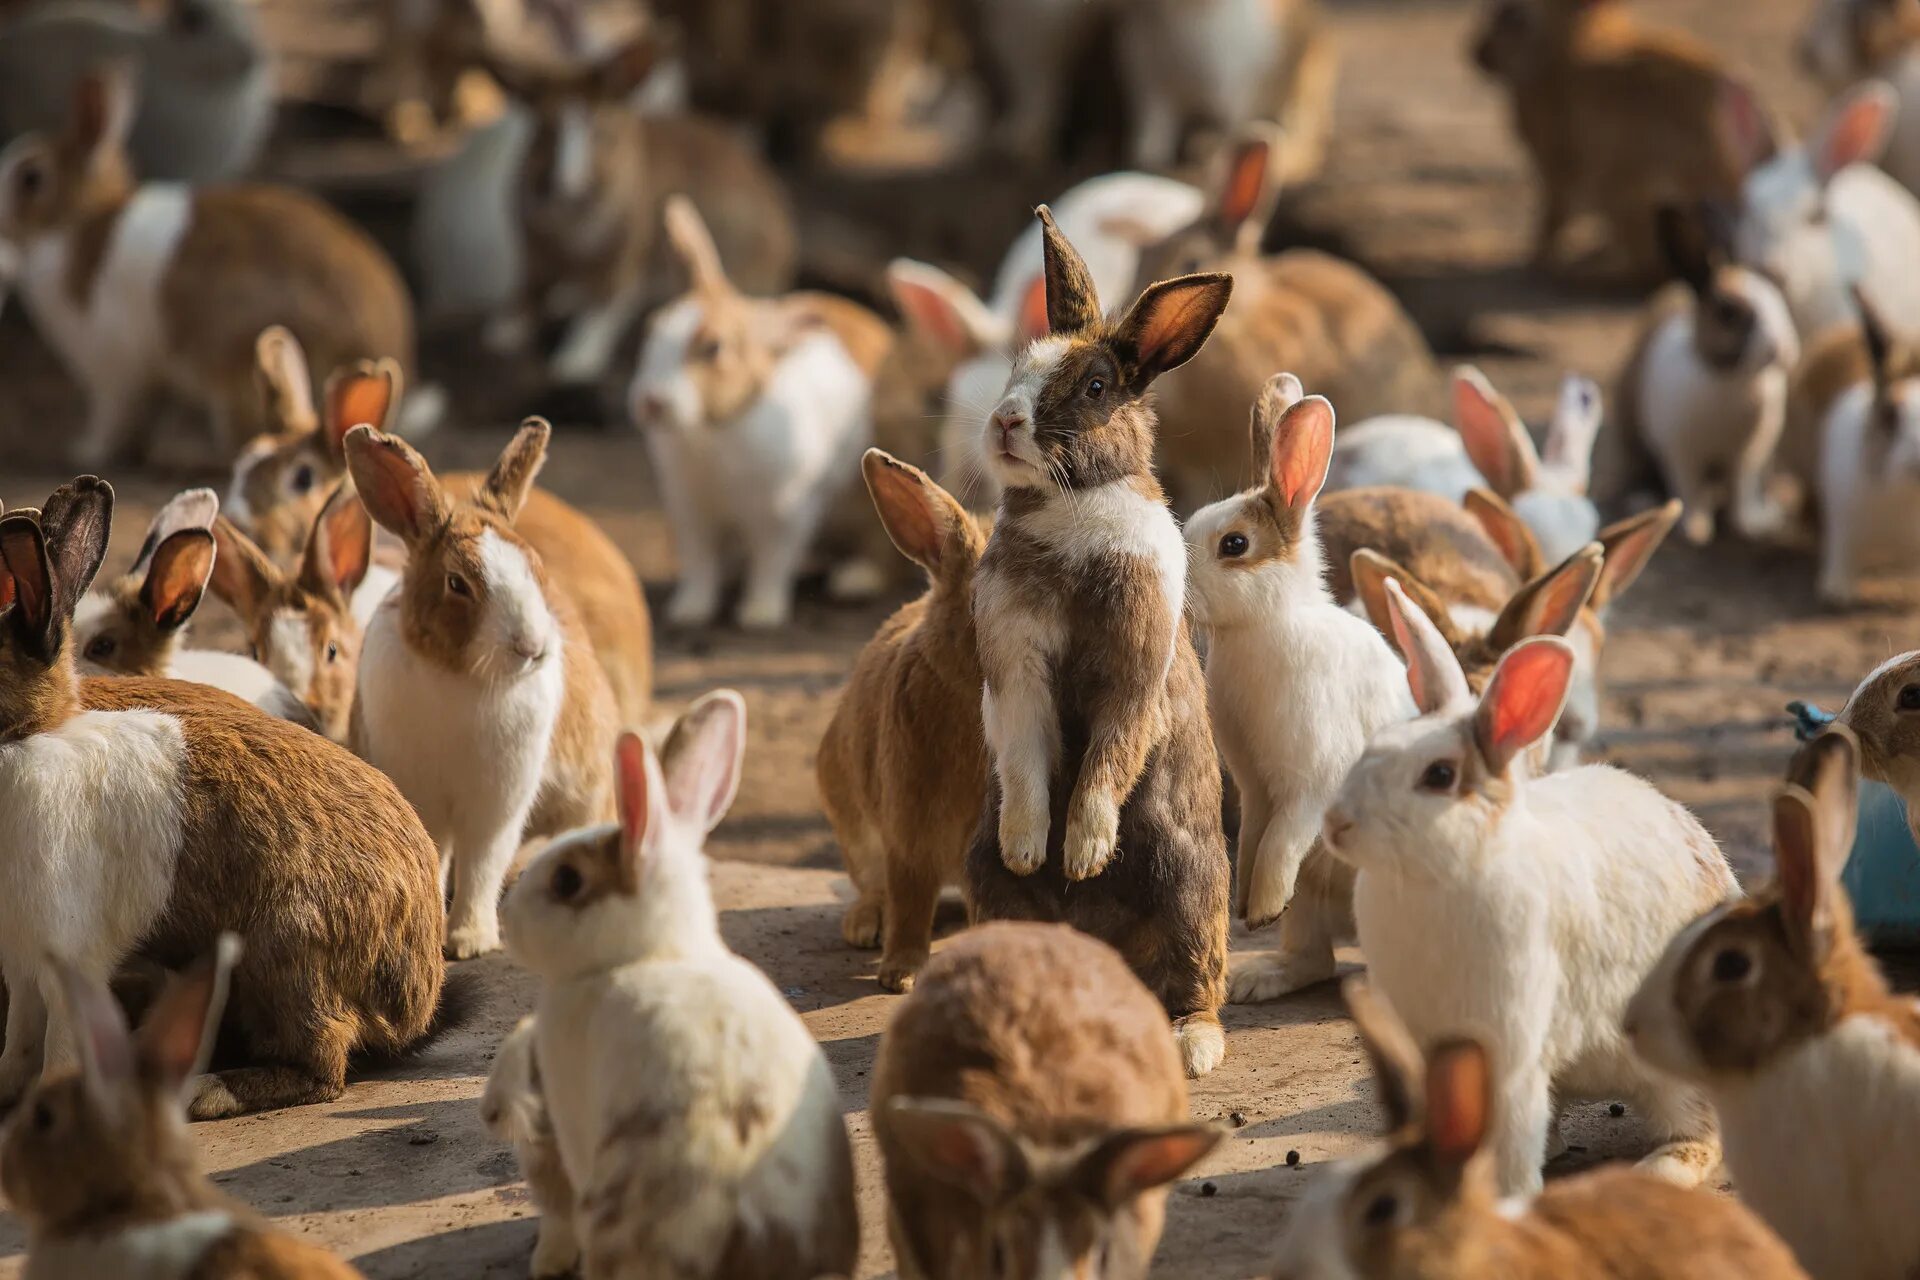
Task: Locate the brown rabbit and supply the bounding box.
[873,922,1222,1280]
[2,938,368,1278]
[1470,0,1748,276]
[0,68,414,467]
[1270,979,1809,1280]
[817,450,988,992]
[1317,486,1523,612]
[1127,132,1443,508]
[1626,727,1920,1280]
[967,208,1234,1078]
[0,478,453,1116]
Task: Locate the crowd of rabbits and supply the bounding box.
[3,0,1920,1276]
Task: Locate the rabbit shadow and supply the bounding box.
[351,1218,543,1280]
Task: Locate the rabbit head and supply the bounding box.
[346,420,563,680]
[1797,0,1920,89]
[1450,366,1601,565]
[0,477,114,739]
[1837,649,1920,796]
[883,1096,1219,1280]
[983,206,1232,495]
[1625,729,1865,1083]
[503,690,745,980]
[73,487,218,677]
[1129,130,1280,288]
[1323,580,1576,884]
[208,485,372,742]
[1657,204,1802,375]
[1185,375,1333,627]
[227,327,401,566]
[0,936,238,1238]
[0,65,137,246]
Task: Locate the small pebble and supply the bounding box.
[1285,1150,1301,1168]
[1199,1181,1218,1198]
[1228,1111,1248,1128]
[1609,1102,1626,1118]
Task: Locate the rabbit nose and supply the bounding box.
[512,639,549,665]
[991,411,1027,443]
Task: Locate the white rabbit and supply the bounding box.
[1183,378,1415,1004]
[1724,79,1920,342]
[1798,0,1920,199]
[1328,365,1604,564]
[1322,580,1735,1197]
[1814,292,1920,603]
[501,693,860,1280]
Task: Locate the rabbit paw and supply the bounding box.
[1173,1016,1227,1079]
[878,952,927,994]
[186,1073,245,1121]
[666,584,721,629]
[1636,1139,1720,1188]
[1063,794,1120,881]
[998,805,1050,876]
[841,900,883,949]
[531,1221,581,1278]
[1226,952,1335,1004]
[446,921,503,960]
[735,592,792,632]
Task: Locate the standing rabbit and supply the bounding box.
[1270,980,1810,1280]
[874,923,1221,1280]
[2,938,369,1279]
[1324,582,1734,1195]
[0,478,454,1115]
[0,68,414,466]
[967,208,1234,1077]
[1627,728,1920,1280]
[631,197,893,630]
[502,693,860,1280]
[1799,0,1920,196]
[817,451,988,992]
[1184,377,1415,1004]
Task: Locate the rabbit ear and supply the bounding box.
[1263,394,1334,510]
[256,326,317,434]
[0,515,59,658]
[886,1098,1030,1206]
[40,476,114,621]
[863,449,971,573]
[70,62,137,168]
[660,690,746,835]
[613,730,663,885]
[1345,978,1426,1134]
[324,360,403,462]
[887,260,1008,360]
[49,954,135,1104]
[1657,204,1717,298]
[1472,638,1575,776]
[1543,374,1602,488]
[1487,543,1602,650]
[1453,367,1539,498]
[1385,578,1470,715]
[344,427,451,546]
[1210,128,1279,253]
[1114,273,1235,387]
[135,935,240,1099]
[1035,204,1104,335]
[140,529,215,633]
[664,196,733,299]
[1015,273,1050,345]
[1462,488,1545,580]
[1788,726,1862,863]
[478,418,551,524]
[299,485,373,601]
[1719,77,1780,174]
[208,516,284,624]
[1352,553,1462,655]
[1074,1124,1222,1210]
[132,488,218,577]
[1815,80,1896,182]
[1422,1040,1491,1170]
[1590,499,1681,610]
[1774,785,1841,960]
[1248,372,1307,481]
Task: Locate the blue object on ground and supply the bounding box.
[1788,701,1920,944]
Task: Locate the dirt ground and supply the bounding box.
[1,0,1912,1276]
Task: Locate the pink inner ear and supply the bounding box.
[873,467,942,567]
[1454,375,1524,495]
[1218,141,1271,230]
[615,732,651,853]
[0,559,13,611]
[1424,1043,1490,1164]
[1773,791,1822,939]
[1016,275,1050,344]
[895,278,970,356]
[1821,92,1891,178]
[1270,398,1333,507]
[1478,640,1574,768]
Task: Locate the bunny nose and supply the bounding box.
[990,410,1027,445]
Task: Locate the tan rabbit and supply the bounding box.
[1470,0,1748,277]
[1316,486,1523,613]
[2,938,369,1279]
[1627,728,1920,1280]
[1127,132,1443,508]
[873,922,1222,1280]
[0,67,414,467]
[1270,980,1809,1280]
[486,32,798,389]
[1837,647,1920,843]
[817,450,988,992]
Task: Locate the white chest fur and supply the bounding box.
[26,1211,238,1280]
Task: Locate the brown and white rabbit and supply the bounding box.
[967,208,1234,1077]
[486,32,797,388]
[874,922,1222,1280]
[1470,0,1747,276]
[1627,727,1920,1280]
[2,937,369,1279]
[1128,133,1443,508]
[207,486,374,744]
[0,478,452,1115]
[0,67,415,466]
[228,328,655,724]
[1270,979,1809,1280]
[1838,648,1920,843]
[347,421,618,958]
[1316,486,1523,615]
[817,450,988,992]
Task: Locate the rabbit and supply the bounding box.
[1316,486,1524,615]
[0,477,455,1116]
[967,207,1234,1078]
[230,328,655,724]
[485,31,797,389]
[1129,131,1444,510]
[1269,979,1811,1280]
[207,487,375,744]
[2,937,369,1279]
[1626,727,1920,1280]
[1836,646,1920,843]
[501,692,861,1280]
[1114,0,1338,182]
[481,1015,578,1280]
[1323,580,1735,1196]
[817,450,989,992]
[1470,0,1747,277]
[347,420,619,959]
[0,67,415,468]
[1723,78,1920,343]
[1613,206,1802,545]
[873,922,1222,1280]
[1799,0,1920,197]
[1329,366,1605,564]
[0,0,273,183]
[1183,377,1416,1005]
[71,486,316,729]
[630,196,893,630]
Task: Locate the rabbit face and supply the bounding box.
[1323,715,1497,885]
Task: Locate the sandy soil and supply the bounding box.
[0,1,1911,1276]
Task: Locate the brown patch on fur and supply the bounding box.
[78,571,180,676]
[537,827,633,908]
[1319,487,1522,611]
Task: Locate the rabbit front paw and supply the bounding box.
[998,802,1050,876]
[446,921,503,960]
[1063,792,1120,881]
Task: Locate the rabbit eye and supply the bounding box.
[446,573,473,599]
[1084,376,1105,399]
[84,635,116,662]
[692,335,721,362]
[1711,947,1754,984]
[1419,760,1457,792]
[1898,684,1920,711]
[289,465,316,496]
[325,641,339,664]
[551,862,584,902]
[1218,532,1249,558]
[1362,1190,1400,1226]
